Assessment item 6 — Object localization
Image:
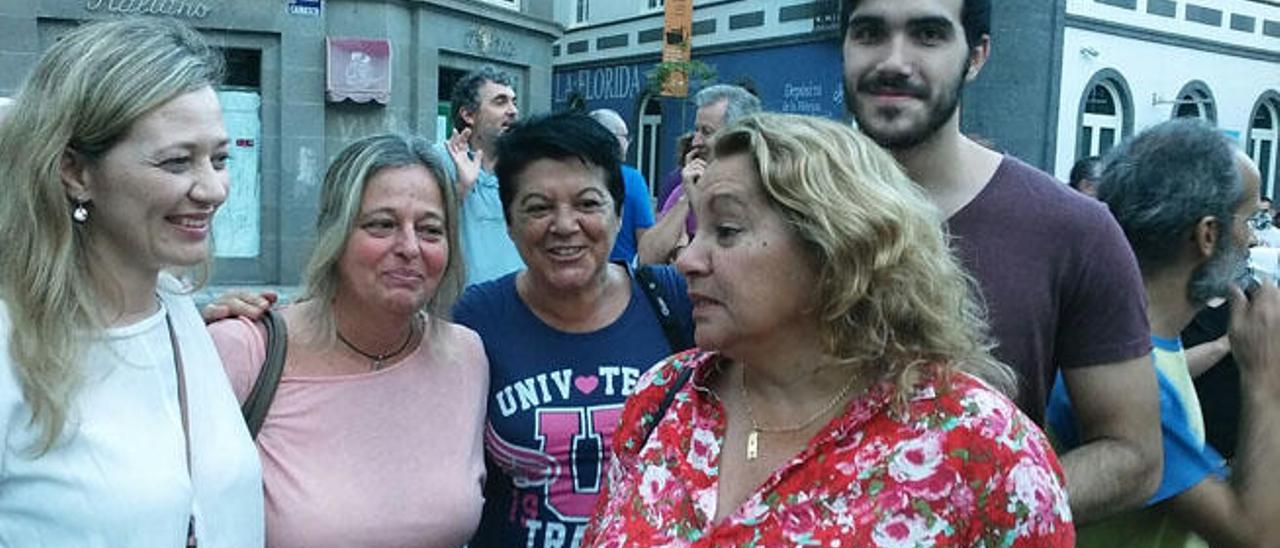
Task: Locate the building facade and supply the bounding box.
[552,0,1280,200]
[551,0,845,193]
[1056,0,1280,198]
[0,0,559,286]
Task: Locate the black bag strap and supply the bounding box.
[634,264,693,353]
[643,364,695,445]
[241,309,287,439]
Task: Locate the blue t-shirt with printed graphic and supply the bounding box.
[1046,334,1227,546]
[453,265,693,548]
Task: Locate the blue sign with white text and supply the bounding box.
[288,0,321,16]
[553,39,845,181]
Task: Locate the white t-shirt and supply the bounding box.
[0,282,264,548]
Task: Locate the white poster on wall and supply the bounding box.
[214,90,262,258]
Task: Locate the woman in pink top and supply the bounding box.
[208,134,488,547]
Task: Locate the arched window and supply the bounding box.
[1249,94,1280,199]
[1172,81,1217,123]
[1080,81,1123,157]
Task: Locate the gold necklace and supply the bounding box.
[739,365,861,461]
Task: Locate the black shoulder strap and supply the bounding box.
[641,363,696,445]
[634,264,693,353]
[241,309,287,439]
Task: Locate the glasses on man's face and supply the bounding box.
[1249,211,1273,230]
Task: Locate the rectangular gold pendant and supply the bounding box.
[746,430,759,461]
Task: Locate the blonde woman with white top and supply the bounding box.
[0,18,263,547]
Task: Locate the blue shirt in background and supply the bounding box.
[610,165,655,263]
[1046,334,1227,546]
[434,143,525,286]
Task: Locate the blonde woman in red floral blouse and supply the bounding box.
[582,113,1074,546]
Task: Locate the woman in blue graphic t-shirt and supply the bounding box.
[453,112,693,547]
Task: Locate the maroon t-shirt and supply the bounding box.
[947,156,1151,424]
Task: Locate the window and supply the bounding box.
[1080,81,1123,157]
[1249,96,1280,199]
[1171,81,1216,123]
[648,0,664,9]
[475,0,520,10]
[576,0,589,23]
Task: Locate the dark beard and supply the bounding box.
[845,59,968,151]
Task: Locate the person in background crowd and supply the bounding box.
[1252,196,1280,248]
[1183,304,1241,460]
[588,109,655,263]
[0,18,263,546]
[840,0,1161,522]
[655,132,694,207]
[1048,119,1280,546]
[1178,193,1280,462]
[438,67,524,285]
[1177,196,1280,464]
[1069,155,1102,198]
[584,113,1073,546]
[637,84,761,264]
[454,112,693,547]
[207,134,488,547]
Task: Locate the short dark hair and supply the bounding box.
[1068,156,1102,190]
[494,112,625,224]
[1097,119,1243,274]
[841,0,992,49]
[449,67,513,131]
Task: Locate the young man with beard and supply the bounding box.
[439,67,524,285]
[841,0,1162,522]
[1048,120,1280,546]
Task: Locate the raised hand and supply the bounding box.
[447,127,483,196]
[1228,280,1280,398]
[681,155,708,203]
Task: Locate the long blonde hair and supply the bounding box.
[711,113,1016,399]
[299,134,464,348]
[0,18,223,453]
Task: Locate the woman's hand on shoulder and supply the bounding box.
[201,290,277,324]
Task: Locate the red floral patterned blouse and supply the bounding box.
[582,350,1074,547]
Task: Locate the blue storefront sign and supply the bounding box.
[288,0,322,16]
[554,39,844,185]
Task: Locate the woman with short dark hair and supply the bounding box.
[455,112,694,546]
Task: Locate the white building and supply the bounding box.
[551,0,1280,198]
[1058,0,1280,197]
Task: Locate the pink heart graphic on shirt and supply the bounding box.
[574,375,599,395]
